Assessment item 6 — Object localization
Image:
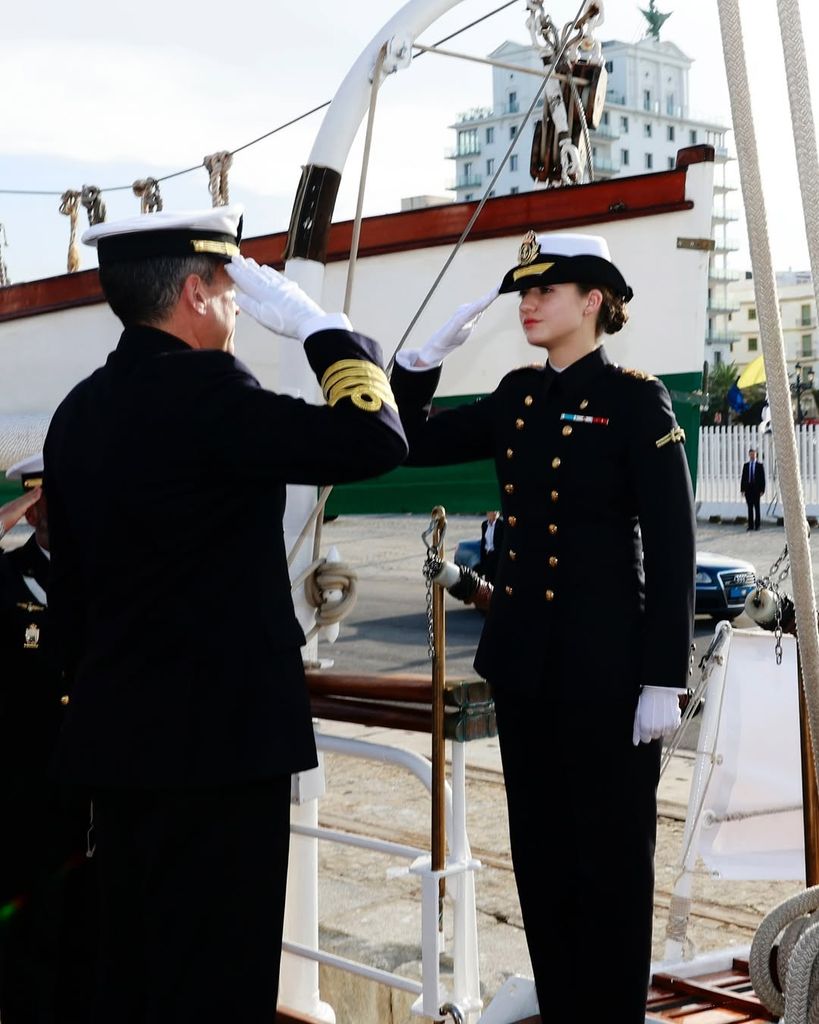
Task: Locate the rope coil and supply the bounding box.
[301,557,358,642]
[80,185,107,226]
[203,151,233,207]
[58,190,81,273]
[132,178,163,213]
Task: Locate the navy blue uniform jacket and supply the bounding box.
[44,325,407,787]
[392,345,695,701]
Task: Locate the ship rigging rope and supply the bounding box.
[717,0,819,1016]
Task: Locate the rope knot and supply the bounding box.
[132,178,163,214]
[203,151,233,206]
[80,185,107,226]
[59,190,82,273]
[303,557,358,640]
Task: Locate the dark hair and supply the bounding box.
[577,283,630,337]
[98,254,221,326]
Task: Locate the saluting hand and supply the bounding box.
[226,256,351,343]
[0,486,42,540]
[408,286,500,368]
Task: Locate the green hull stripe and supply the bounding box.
[326,371,703,515]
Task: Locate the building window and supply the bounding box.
[486,158,494,175]
[645,153,653,169]
[620,115,629,132]
[602,111,610,126]
[643,123,652,138]
[689,129,698,144]
[802,303,812,326]
[465,193,473,201]
[714,350,723,365]
[749,307,757,320]
[510,186,519,195]
[509,125,517,139]
[666,93,675,115]
[605,60,613,73]
[643,89,651,111]
[508,91,518,113]
[667,125,675,141]
[802,334,813,357]
[510,154,519,172]
[621,148,630,166]
[665,157,673,168]
[464,162,472,179]
[486,126,494,144]
[457,128,479,156]
[748,336,758,352]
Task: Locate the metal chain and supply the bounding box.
[754,544,791,664]
[421,515,445,660]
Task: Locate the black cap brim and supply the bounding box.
[499,253,633,302]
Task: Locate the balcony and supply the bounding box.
[708,266,742,283]
[712,209,739,223]
[448,175,483,190]
[707,301,740,316]
[591,158,620,175]
[706,332,740,346]
[454,107,493,125]
[445,146,481,159]
[591,123,620,139]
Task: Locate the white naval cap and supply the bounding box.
[82,204,245,266]
[6,452,44,489]
[499,229,632,301]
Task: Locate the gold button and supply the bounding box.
[548,523,558,535]
[504,483,514,494]
[515,418,525,430]
[505,586,514,596]
[579,399,589,410]
[506,448,514,459]
[524,395,534,407]
[60,695,70,706]
[551,490,559,502]
[507,515,517,527]
[545,590,555,602]
[548,555,558,568]
[509,550,517,560]
[562,425,573,437]
[551,457,561,469]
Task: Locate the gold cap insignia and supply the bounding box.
[517,230,541,266]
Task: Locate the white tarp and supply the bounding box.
[695,626,805,880]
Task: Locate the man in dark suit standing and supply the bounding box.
[740,447,766,530]
[479,510,504,583]
[44,206,407,1024]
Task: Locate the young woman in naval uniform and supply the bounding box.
[390,232,696,1023]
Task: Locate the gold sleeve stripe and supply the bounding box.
[512,261,555,282]
[320,359,397,413]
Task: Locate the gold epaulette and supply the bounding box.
[320,359,397,413]
[616,366,657,381]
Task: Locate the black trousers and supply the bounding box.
[745,493,761,529]
[492,693,661,1024]
[91,777,291,1024]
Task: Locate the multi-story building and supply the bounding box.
[447,29,738,365]
[729,270,816,377]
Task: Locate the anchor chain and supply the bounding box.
[746,543,795,663]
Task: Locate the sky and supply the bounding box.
[1,0,817,285]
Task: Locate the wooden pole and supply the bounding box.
[430,505,447,929]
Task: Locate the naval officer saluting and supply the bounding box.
[44,205,407,1024]
[390,232,695,1022]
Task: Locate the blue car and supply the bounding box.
[454,539,757,622]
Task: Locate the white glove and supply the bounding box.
[406,286,500,368]
[632,686,682,746]
[226,256,351,342]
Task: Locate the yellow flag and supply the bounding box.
[737,354,766,388]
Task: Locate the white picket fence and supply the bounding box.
[697,425,819,519]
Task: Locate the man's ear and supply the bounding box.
[181,274,208,316]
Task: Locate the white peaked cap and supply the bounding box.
[536,232,612,259]
[6,451,44,482]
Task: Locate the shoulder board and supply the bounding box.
[609,364,657,382]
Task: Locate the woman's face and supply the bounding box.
[518,282,593,350]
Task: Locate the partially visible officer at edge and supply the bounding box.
[389,231,695,1023]
[43,204,408,1024]
[0,455,96,1024]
